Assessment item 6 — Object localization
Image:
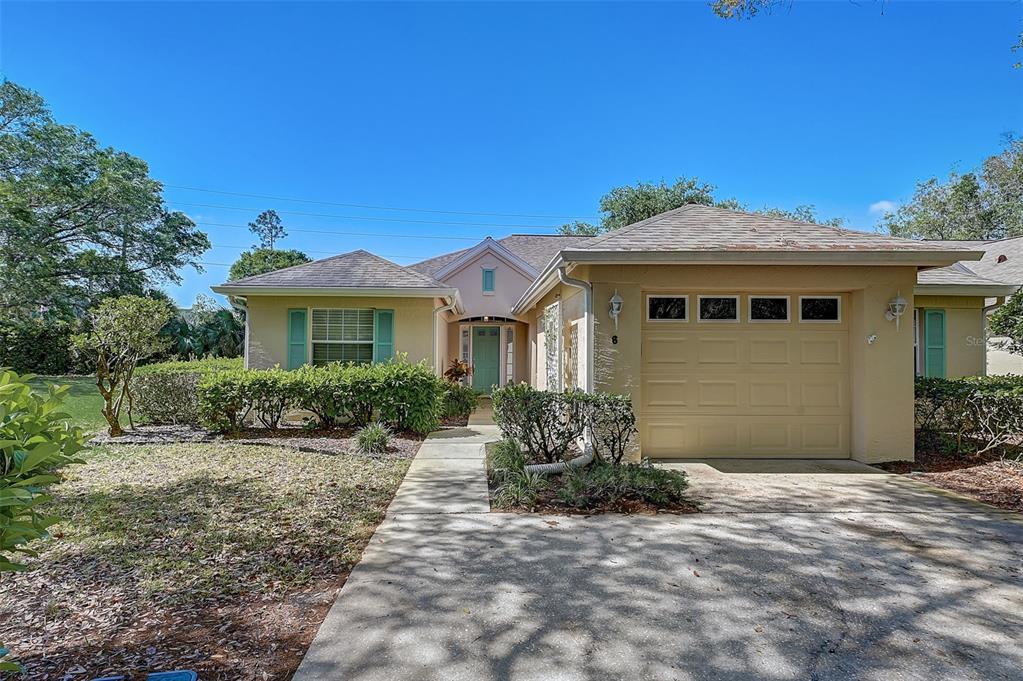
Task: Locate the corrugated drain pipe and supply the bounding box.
[524,266,595,475]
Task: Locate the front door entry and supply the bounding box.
[471,326,501,393]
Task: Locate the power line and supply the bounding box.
[165,183,600,221]
[197,220,492,241]
[170,201,562,230]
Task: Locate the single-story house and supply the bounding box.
[918,236,1023,376]
[212,205,1017,463]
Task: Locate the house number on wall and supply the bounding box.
[611,335,618,345]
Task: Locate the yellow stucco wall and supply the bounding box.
[245,295,438,370]
[578,264,919,463]
[914,295,986,378]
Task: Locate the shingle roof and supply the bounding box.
[568,204,978,254]
[223,250,448,289]
[916,262,1007,287]
[409,234,591,278]
[927,236,1023,286]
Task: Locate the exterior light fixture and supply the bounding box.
[885,292,908,330]
[608,290,623,330]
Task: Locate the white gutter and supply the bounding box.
[558,249,985,265]
[557,266,593,394]
[914,284,1019,297]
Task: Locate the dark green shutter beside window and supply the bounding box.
[482,268,495,293]
[287,308,308,370]
[924,309,946,378]
[373,309,394,363]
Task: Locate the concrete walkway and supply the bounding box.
[294,442,1023,681]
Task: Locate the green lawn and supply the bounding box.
[0,442,411,679]
[29,375,106,433]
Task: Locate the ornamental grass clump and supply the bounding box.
[354,422,392,454]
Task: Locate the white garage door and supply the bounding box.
[640,293,850,459]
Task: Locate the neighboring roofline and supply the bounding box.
[914,283,1019,297]
[512,249,986,315]
[212,285,460,299]
[431,236,539,280]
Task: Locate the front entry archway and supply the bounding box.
[471,326,501,393]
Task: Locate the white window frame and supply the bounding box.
[697,295,740,323]
[798,295,842,324]
[646,294,689,322]
[504,326,515,385]
[310,308,375,365]
[748,295,790,323]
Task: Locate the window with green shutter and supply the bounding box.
[373,309,394,362]
[310,308,375,365]
[924,309,946,378]
[482,268,495,294]
[287,308,308,370]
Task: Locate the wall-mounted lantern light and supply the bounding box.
[609,290,623,330]
[884,292,908,330]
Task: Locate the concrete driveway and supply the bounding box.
[294,439,1023,681]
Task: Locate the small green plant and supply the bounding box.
[555,462,690,510]
[443,358,472,384]
[354,422,392,454]
[491,384,584,463]
[578,392,638,464]
[492,469,549,508]
[443,383,478,420]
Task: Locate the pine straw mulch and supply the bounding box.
[0,442,412,680]
[876,432,1023,512]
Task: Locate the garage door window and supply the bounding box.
[698,296,739,322]
[749,296,789,322]
[647,295,688,322]
[799,296,841,323]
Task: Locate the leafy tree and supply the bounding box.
[989,290,1023,357]
[880,138,1023,240]
[248,209,286,250]
[559,176,844,234]
[228,247,312,280]
[0,80,210,320]
[160,294,244,359]
[72,296,173,436]
[709,0,1023,68]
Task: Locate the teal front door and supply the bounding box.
[472,326,501,393]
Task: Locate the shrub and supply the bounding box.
[443,383,478,420]
[443,358,472,384]
[491,384,584,463]
[0,319,87,375]
[131,358,243,425]
[1,370,86,572]
[197,370,250,432]
[371,359,445,434]
[354,421,392,454]
[578,392,637,464]
[554,462,690,510]
[245,368,296,430]
[492,469,549,508]
[291,363,355,428]
[915,375,1023,455]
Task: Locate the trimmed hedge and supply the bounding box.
[491,384,637,464]
[915,375,1023,455]
[197,359,445,434]
[131,357,243,425]
[0,319,89,375]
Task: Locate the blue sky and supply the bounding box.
[2,1,1021,306]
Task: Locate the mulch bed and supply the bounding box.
[91,424,424,459]
[505,494,701,515]
[877,434,1023,512]
[0,442,412,680]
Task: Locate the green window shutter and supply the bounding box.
[924,309,946,378]
[482,268,495,293]
[287,308,308,370]
[373,309,394,363]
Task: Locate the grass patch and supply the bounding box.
[0,442,411,679]
[486,439,697,514]
[29,375,106,434]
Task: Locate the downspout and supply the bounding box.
[525,266,594,475]
[433,298,458,378]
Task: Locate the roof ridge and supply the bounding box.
[355,249,448,286]
[227,249,362,284]
[579,204,699,249]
